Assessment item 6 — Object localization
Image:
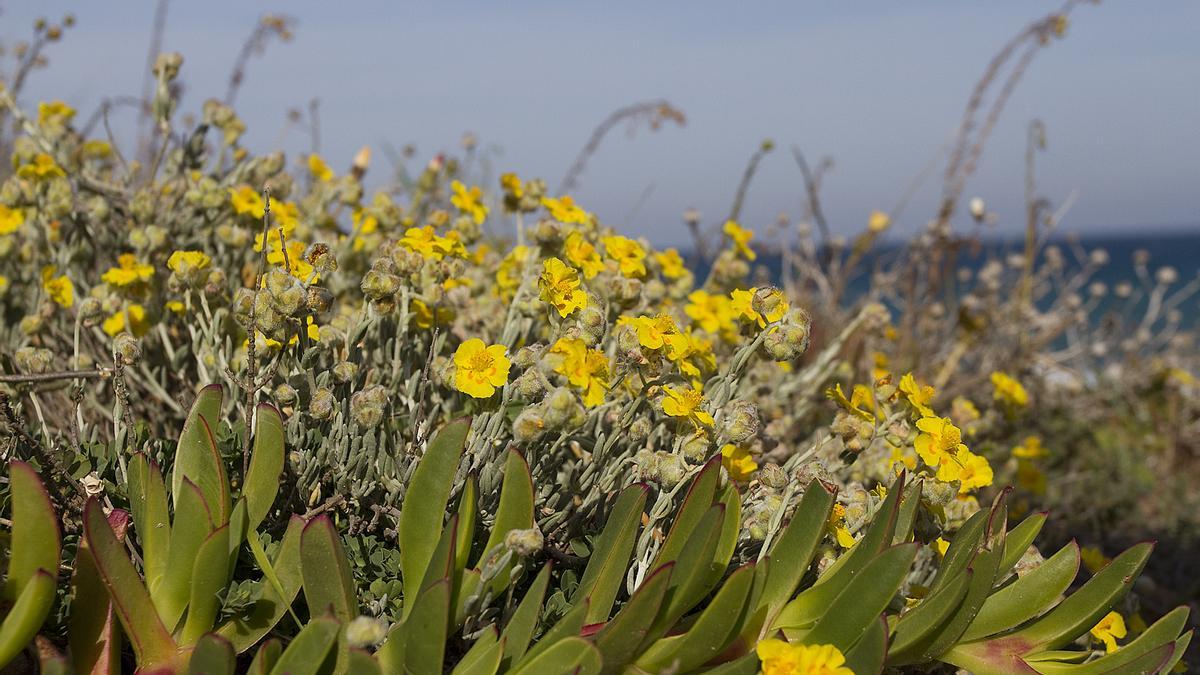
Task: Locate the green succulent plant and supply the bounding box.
[0,461,62,670]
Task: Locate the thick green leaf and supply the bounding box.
[929,507,988,592]
[892,479,923,545]
[83,500,178,667]
[454,474,479,574]
[1029,642,1175,675]
[180,525,232,644]
[247,639,281,675]
[479,450,533,598]
[1161,631,1192,674]
[0,569,55,669]
[998,512,1046,578]
[5,461,61,602]
[159,478,217,631]
[173,385,230,525]
[404,578,452,674]
[754,479,835,633]
[650,455,721,571]
[69,509,126,675]
[218,517,304,652]
[802,543,918,652]
[300,515,357,622]
[595,563,674,673]
[451,626,502,675]
[844,615,889,675]
[35,637,71,675]
[999,543,1152,653]
[1030,607,1189,675]
[887,567,972,662]
[572,484,648,624]
[244,403,285,533]
[129,454,171,594]
[188,633,236,675]
[515,599,590,667]
[695,651,759,675]
[637,562,755,673]
[398,417,470,618]
[961,541,1080,642]
[267,616,340,675]
[641,505,727,651]
[500,562,552,669]
[774,474,905,630]
[509,636,601,675]
[708,484,741,588]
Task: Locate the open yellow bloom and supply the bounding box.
[664,330,716,380]
[619,314,678,350]
[496,245,531,299]
[730,288,786,328]
[827,503,857,549]
[991,371,1029,407]
[661,385,714,429]
[308,154,333,182]
[952,450,993,493]
[229,185,265,218]
[38,100,76,126]
[685,290,735,335]
[452,338,510,399]
[103,304,149,337]
[602,235,647,277]
[721,444,757,482]
[564,231,605,279]
[41,266,74,308]
[755,639,852,675]
[934,537,951,557]
[654,248,687,279]
[550,337,609,407]
[1012,435,1048,459]
[0,205,24,234]
[538,257,587,317]
[542,195,593,225]
[1090,611,1126,654]
[914,416,968,473]
[500,172,524,200]
[451,180,489,225]
[723,220,756,261]
[102,254,155,287]
[899,373,936,417]
[400,226,465,261]
[17,154,66,180]
[167,250,211,276]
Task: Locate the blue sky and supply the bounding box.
[5,1,1199,245]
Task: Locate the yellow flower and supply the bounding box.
[889,443,917,472]
[229,185,265,219]
[827,503,857,549]
[914,416,968,474]
[755,639,852,675]
[872,351,890,381]
[38,101,76,126]
[826,383,874,421]
[991,371,1029,407]
[0,205,24,234]
[167,250,211,276]
[1080,547,1111,574]
[41,266,74,308]
[451,180,489,225]
[661,385,713,429]
[452,338,510,399]
[602,235,647,277]
[564,231,605,279]
[267,240,315,280]
[721,444,757,482]
[664,330,716,380]
[400,226,464,261]
[867,210,891,233]
[82,139,113,158]
[1012,435,1048,459]
[410,299,454,330]
[102,304,149,337]
[685,290,735,336]
[1090,611,1126,654]
[500,172,524,200]
[953,450,993,493]
[538,257,588,317]
[730,288,786,328]
[17,153,66,180]
[549,337,609,407]
[899,373,936,417]
[165,300,186,314]
[933,537,951,557]
[723,220,756,261]
[0,275,9,296]
[654,248,687,279]
[308,154,333,182]
[542,195,593,225]
[496,245,531,299]
[619,314,678,350]
[102,254,156,287]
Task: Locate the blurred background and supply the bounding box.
[5,0,1198,246]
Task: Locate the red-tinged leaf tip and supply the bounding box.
[106,509,131,541]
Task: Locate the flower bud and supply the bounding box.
[14,346,53,373]
[309,387,336,421]
[361,269,400,300]
[305,242,338,273]
[345,616,388,648]
[759,463,788,489]
[681,432,710,463]
[656,452,686,486]
[512,407,547,442]
[305,286,333,314]
[332,361,359,384]
[78,297,105,326]
[721,399,759,444]
[113,333,141,366]
[273,382,298,406]
[350,384,388,428]
[627,416,651,443]
[504,527,544,556]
